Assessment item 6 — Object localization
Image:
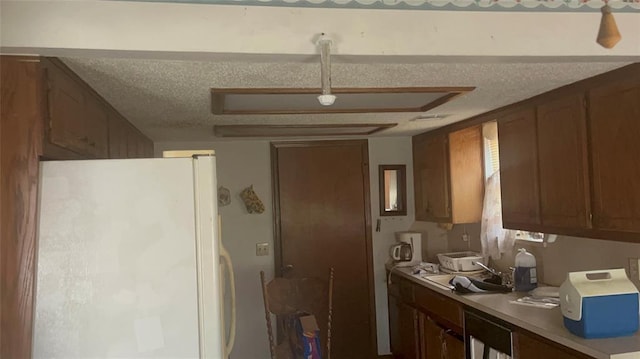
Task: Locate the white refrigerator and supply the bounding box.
[33,154,236,358]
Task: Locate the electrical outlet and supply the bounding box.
[256,242,269,256]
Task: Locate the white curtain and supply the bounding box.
[480,171,516,260]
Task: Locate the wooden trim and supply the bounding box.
[212,86,475,94]
[214,123,396,138]
[270,139,378,357]
[211,86,474,115]
[378,164,408,217]
[0,56,45,359]
[360,141,379,357]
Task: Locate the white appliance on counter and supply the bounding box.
[390,232,422,267]
[33,154,236,359]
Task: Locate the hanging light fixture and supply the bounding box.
[597,4,622,49]
[317,33,336,106]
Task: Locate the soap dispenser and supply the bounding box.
[514,248,537,292]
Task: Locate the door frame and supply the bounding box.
[270,139,378,356]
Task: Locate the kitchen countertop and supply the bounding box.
[389,266,640,359]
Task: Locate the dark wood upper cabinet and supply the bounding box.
[537,94,590,229]
[413,132,451,222]
[84,96,109,159]
[46,62,89,155]
[498,107,541,228]
[588,79,640,233]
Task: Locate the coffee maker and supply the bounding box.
[389,232,422,267]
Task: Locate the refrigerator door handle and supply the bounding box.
[220,245,236,357]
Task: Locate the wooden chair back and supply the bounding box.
[260,268,334,359]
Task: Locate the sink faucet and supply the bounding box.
[472,261,499,276]
[472,261,513,287]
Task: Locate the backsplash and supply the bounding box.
[411,221,640,288]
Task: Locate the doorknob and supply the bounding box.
[282,264,294,273]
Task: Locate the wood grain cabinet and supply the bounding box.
[414,132,451,222]
[387,275,464,359]
[536,94,590,230]
[413,126,483,224]
[497,68,640,241]
[498,107,541,229]
[420,315,464,359]
[43,57,152,160]
[588,79,640,234]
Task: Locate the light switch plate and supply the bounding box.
[256,242,269,256]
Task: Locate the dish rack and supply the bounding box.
[437,251,485,272]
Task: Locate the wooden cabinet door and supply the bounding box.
[108,114,129,159]
[441,331,464,359]
[414,133,451,222]
[537,94,590,229]
[449,125,484,224]
[126,124,142,158]
[84,96,109,159]
[421,315,464,359]
[398,302,420,359]
[46,64,88,154]
[588,80,640,233]
[498,108,540,228]
[421,315,443,359]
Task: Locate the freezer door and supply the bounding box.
[34,158,222,359]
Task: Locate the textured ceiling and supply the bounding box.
[61,57,631,141]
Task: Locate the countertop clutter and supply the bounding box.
[390,266,640,359]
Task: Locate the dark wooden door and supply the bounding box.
[414,133,451,222]
[421,315,442,359]
[498,108,541,228]
[588,80,640,233]
[537,94,591,229]
[272,140,376,358]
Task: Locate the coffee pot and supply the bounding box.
[389,232,422,267]
[391,242,413,261]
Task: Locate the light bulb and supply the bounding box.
[317,94,336,106]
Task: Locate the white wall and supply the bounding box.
[156,141,275,359]
[157,138,415,357]
[2,0,640,57]
[368,137,415,354]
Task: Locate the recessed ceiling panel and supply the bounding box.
[211,87,474,115]
[213,123,397,137]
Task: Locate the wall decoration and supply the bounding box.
[240,185,266,214]
[128,0,638,12]
[218,186,231,207]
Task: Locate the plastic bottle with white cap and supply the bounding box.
[514,248,538,292]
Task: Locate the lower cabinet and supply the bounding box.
[421,314,464,359]
[388,274,463,359]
